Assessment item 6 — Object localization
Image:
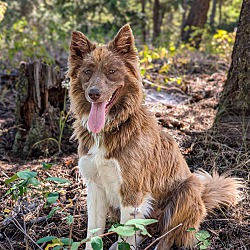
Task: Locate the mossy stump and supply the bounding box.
[13,61,68,156]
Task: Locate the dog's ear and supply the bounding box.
[109,24,135,55]
[70,31,95,58]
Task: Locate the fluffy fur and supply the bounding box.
[67,24,242,250]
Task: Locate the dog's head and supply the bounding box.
[68,24,142,134]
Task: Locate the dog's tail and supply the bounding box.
[195,170,243,213]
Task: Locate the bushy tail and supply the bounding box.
[195,170,244,214]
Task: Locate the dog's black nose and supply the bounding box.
[88,88,101,101]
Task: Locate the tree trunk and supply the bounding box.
[153,0,160,42]
[209,0,217,31]
[141,0,147,44]
[214,0,250,149]
[181,0,211,48]
[153,0,165,45]
[180,0,188,32]
[218,0,223,25]
[13,61,72,156]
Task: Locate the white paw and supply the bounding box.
[85,241,93,250]
[109,241,118,250]
[153,245,158,250]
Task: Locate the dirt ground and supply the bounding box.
[0,53,249,250]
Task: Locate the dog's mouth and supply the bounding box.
[87,87,121,134]
[105,87,121,114]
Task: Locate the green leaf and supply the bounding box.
[18,185,26,196]
[71,242,80,250]
[200,245,207,250]
[203,239,211,247]
[140,68,146,76]
[157,86,161,92]
[159,64,170,74]
[66,215,74,225]
[52,246,62,250]
[27,177,40,186]
[134,224,151,236]
[91,236,103,250]
[118,241,130,250]
[47,206,61,219]
[89,228,101,235]
[46,177,71,183]
[17,170,37,179]
[42,162,53,170]
[60,238,73,246]
[19,179,29,187]
[186,228,196,232]
[37,236,57,244]
[47,192,59,204]
[80,238,88,244]
[196,230,210,241]
[12,192,18,200]
[109,225,136,237]
[125,218,157,226]
[5,189,12,195]
[5,174,18,184]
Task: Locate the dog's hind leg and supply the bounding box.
[156,175,207,250]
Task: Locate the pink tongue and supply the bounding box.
[87,102,106,133]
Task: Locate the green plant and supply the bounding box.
[36,218,157,250]
[187,228,211,250]
[211,30,235,55]
[200,29,235,59]
[139,45,171,76]
[5,169,39,200]
[4,166,157,250]
[4,163,70,204]
[0,1,7,22]
[58,79,70,152]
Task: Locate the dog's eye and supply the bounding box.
[108,69,116,74]
[84,69,92,75]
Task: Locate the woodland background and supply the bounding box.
[0,1,249,250]
[0,0,242,66]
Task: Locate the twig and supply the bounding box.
[98,231,116,238]
[144,223,183,250]
[1,170,9,178]
[69,200,77,244]
[3,232,14,250]
[20,205,28,250]
[203,218,235,222]
[77,231,116,247]
[0,125,26,134]
[10,217,43,250]
[26,216,47,226]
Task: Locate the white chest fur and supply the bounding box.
[78,140,122,209]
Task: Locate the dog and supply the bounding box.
[67,24,242,249]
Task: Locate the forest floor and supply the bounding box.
[0,52,249,250]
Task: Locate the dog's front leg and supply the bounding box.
[120,205,143,247]
[110,202,150,250]
[109,205,139,250]
[85,180,108,250]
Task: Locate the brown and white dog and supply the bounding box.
[67,24,242,249]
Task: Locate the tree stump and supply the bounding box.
[13,61,72,156]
